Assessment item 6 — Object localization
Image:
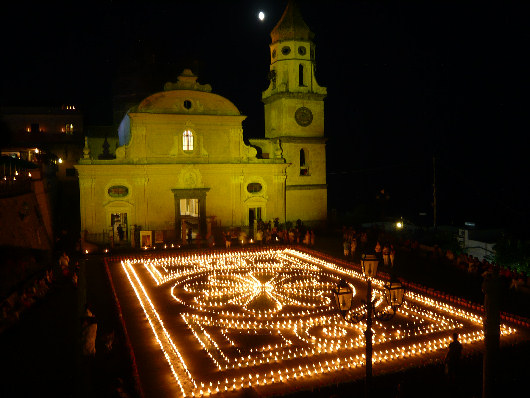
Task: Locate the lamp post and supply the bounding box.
[333,254,405,398]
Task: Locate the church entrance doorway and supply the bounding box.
[172,188,210,244]
[181,198,199,244]
[111,212,128,244]
[248,207,262,238]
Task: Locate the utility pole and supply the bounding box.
[364,278,373,398]
[433,156,437,229]
[482,269,500,398]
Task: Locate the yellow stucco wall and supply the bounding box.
[281,140,326,184]
[264,98,325,139]
[115,113,257,164]
[76,162,287,239]
[286,187,327,224]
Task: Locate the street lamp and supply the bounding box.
[332,253,405,398]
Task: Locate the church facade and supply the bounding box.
[76,1,327,245]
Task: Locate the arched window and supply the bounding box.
[183,130,194,151]
[65,123,74,134]
[300,148,309,175]
[299,64,304,86]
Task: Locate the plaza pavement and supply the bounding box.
[1,230,529,397]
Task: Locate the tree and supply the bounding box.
[493,235,530,275]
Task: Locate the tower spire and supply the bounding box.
[270,0,314,43]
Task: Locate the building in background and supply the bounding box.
[75,1,327,246]
[1,105,84,181]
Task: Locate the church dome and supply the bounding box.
[270,0,314,43]
[136,69,241,116]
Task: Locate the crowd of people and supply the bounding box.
[341,226,397,268]
[0,267,55,333]
[400,238,530,294]
[0,251,79,334]
[222,219,316,248]
[338,225,529,298]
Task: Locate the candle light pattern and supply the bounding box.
[119,248,518,397]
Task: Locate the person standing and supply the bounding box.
[390,245,396,267]
[343,239,350,257]
[445,332,463,386]
[382,244,391,266]
[187,228,193,246]
[59,252,70,278]
[79,305,98,397]
[289,229,295,244]
[117,224,124,241]
[303,230,310,245]
[350,237,357,258]
[374,241,382,255]
[81,306,97,357]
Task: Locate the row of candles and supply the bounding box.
[119,248,518,397]
[2,168,32,181]
[121,256,196,396]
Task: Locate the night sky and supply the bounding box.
[1,1,528,231]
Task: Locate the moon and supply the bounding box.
[258,11,265,21]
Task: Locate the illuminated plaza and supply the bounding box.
[107,248,523,397]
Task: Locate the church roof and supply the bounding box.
[136,69,241,116]
[270,0,314,43]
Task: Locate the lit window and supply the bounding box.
[65,123,74,134]
[180,198,198,217]
[183,130,194,151]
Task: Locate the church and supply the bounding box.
[76,1,327,246]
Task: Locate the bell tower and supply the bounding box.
[262,0,327,225]
[262,0,327,139]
